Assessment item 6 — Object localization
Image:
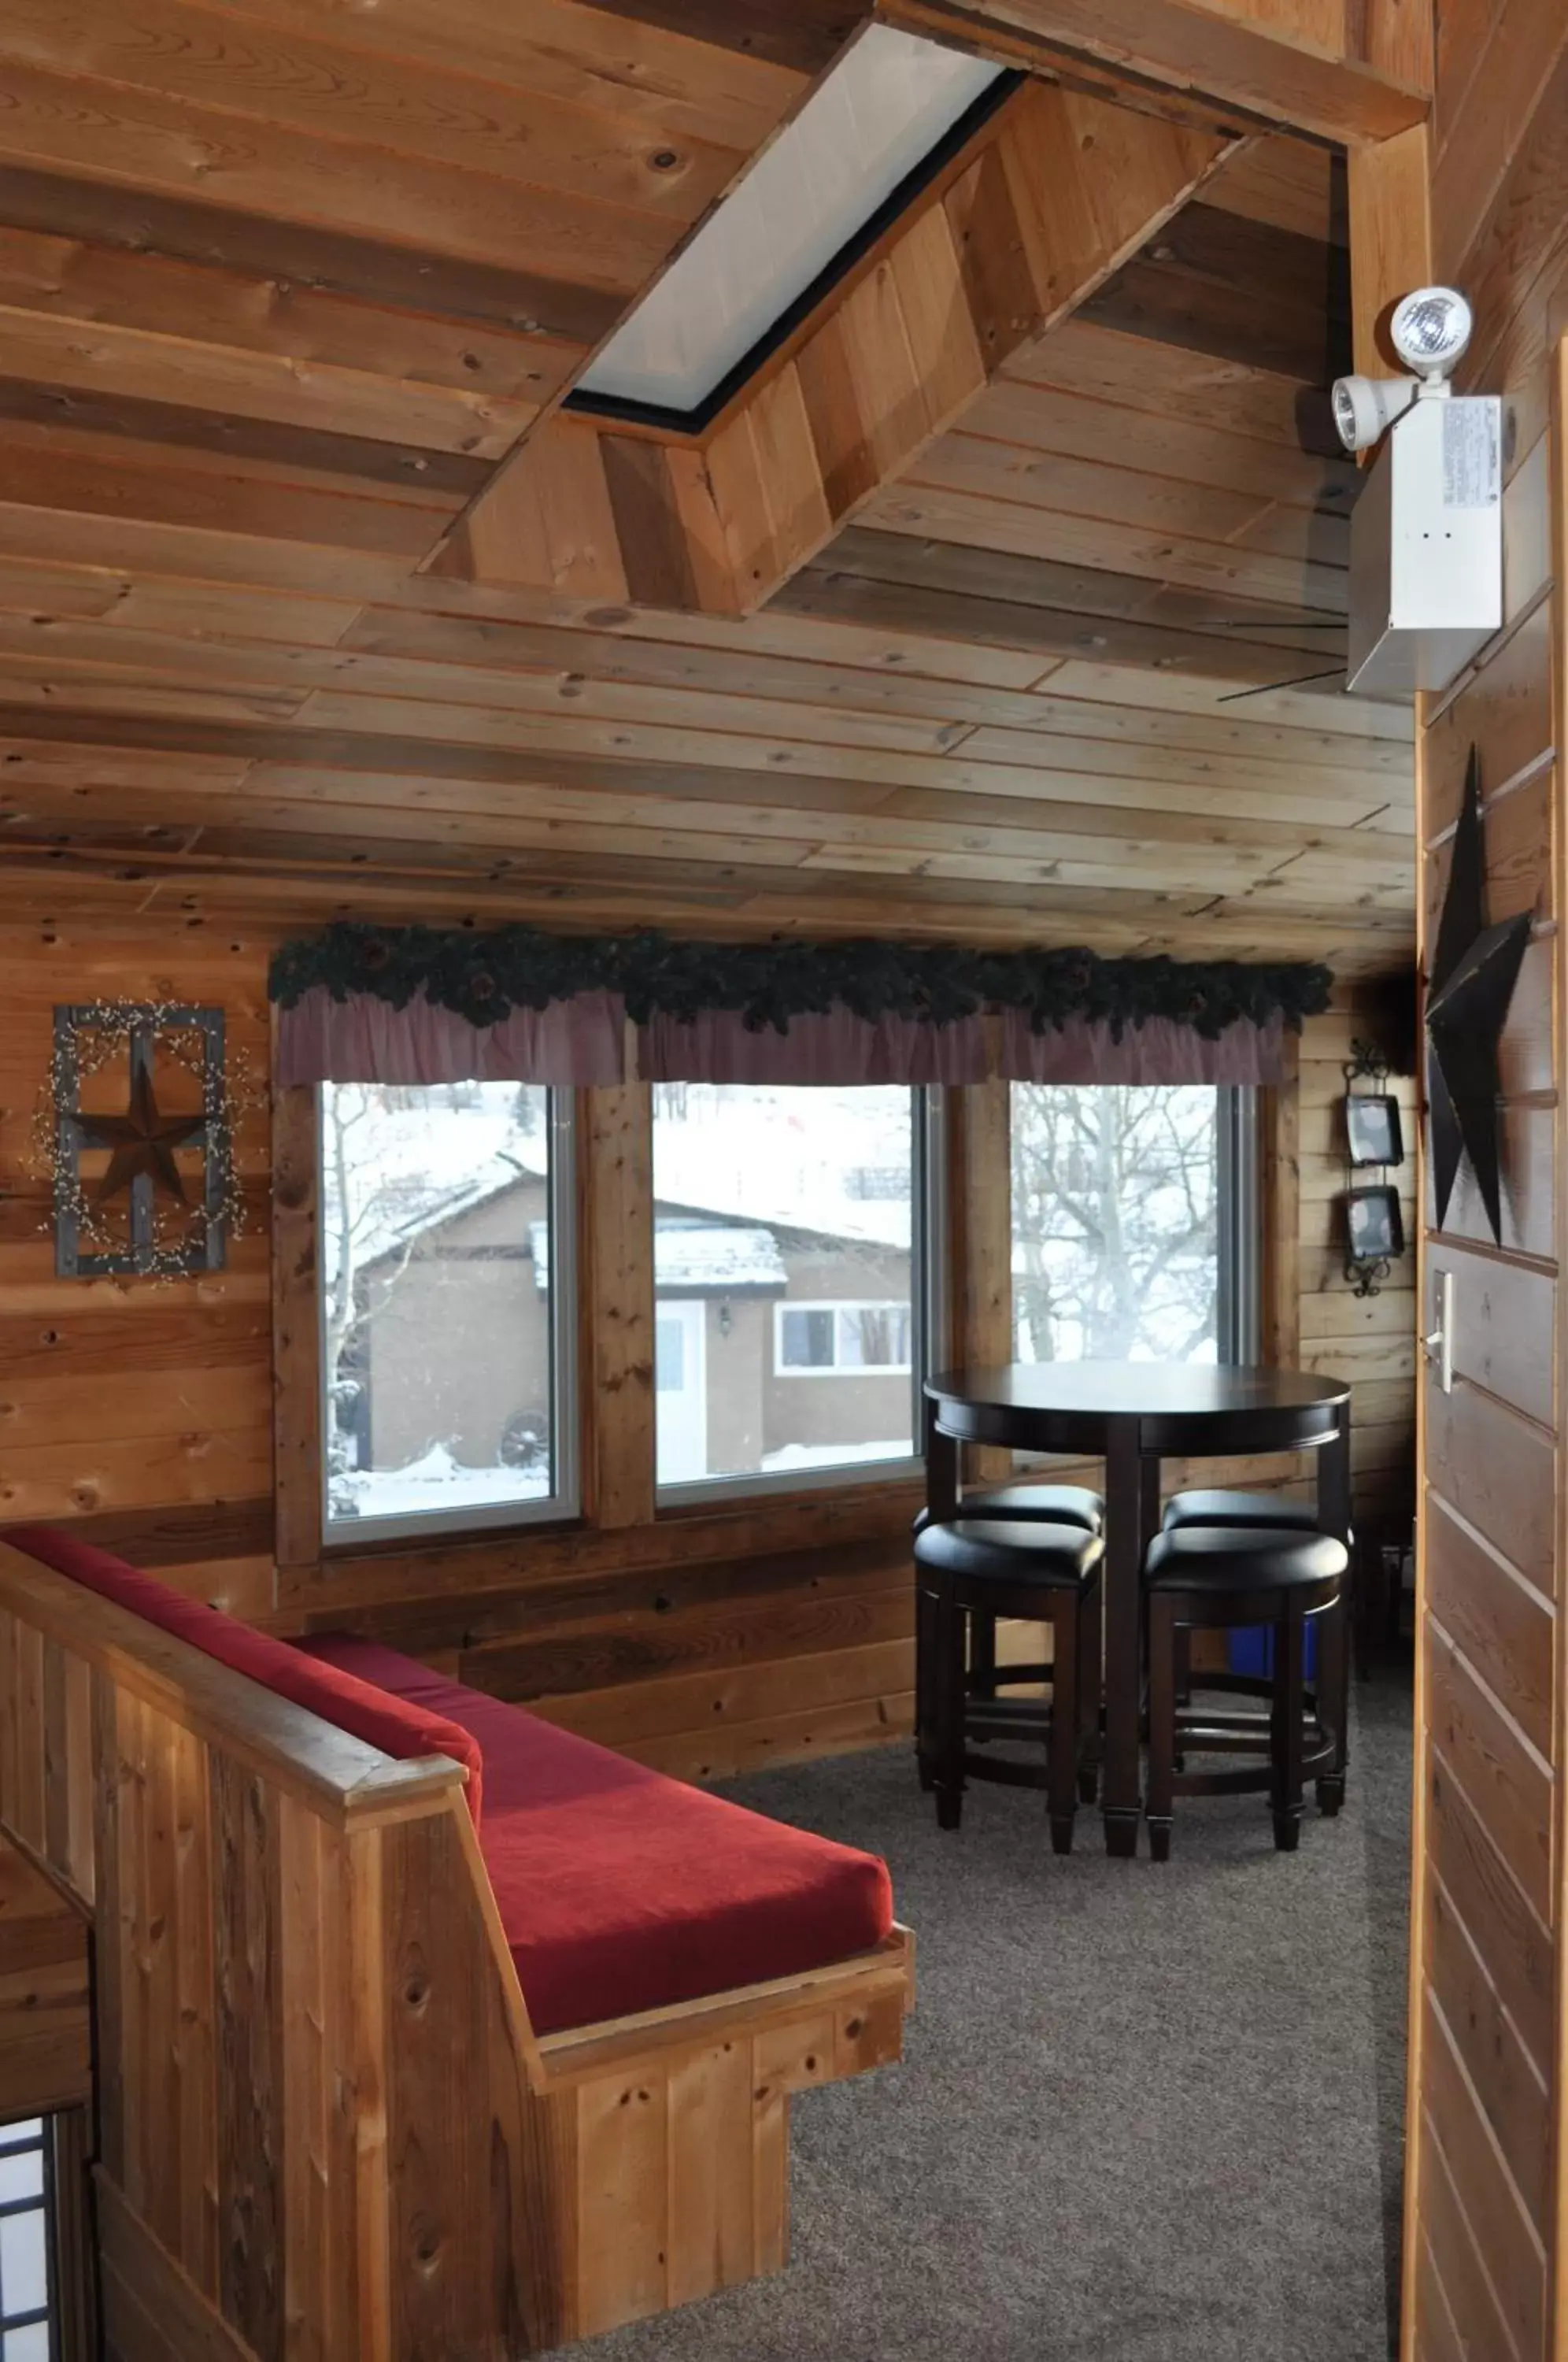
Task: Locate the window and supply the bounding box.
[777,1303,913,1374]
[1009,1084,1257,1364]
[651,1084,932,1491]
[320,1083,575,1539]
[0,2123,53,2360]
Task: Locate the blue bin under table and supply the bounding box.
[1227,1623,1319,1680]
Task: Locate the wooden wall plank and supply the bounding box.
[211,1750,285,2359]
[892,0,1430,143]
[1426,1498,1552,1759]
[1426,1866,1551,2235]
[1426,1620,1551,1927]
[1422,1993,1547,2358]
[272,1079,319,1579]
[580,1084,655,1532]
[1425,1379,1554,1597]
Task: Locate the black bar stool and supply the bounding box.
[1161,1488,1351,1774]
[1141,1524,1348,1858]
[913,1482,1104,1536]
[913,1519,1104,1853]
[914,1485,1102,1704]
[1161,1488,1320,1533]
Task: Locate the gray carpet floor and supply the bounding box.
[593,1660,1413,2362]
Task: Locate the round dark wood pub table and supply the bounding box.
[923,1364,1352,1857]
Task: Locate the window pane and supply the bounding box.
[321,1083,567,1533]
[655,1313,687,1392]
[779,1307,835,1368]
[0,2121,50,2356]
[1010,1085,1219,1363]
[838,1305,909,1368]
[0,2212,46,2323]
[652,1085,916,1484]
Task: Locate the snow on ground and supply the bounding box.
[333,1442,548,1522]
[760,1439,912,1472]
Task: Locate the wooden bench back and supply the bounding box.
[0,1540,555,2362]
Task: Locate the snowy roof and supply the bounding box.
[651,1089,912,1251]
[324,1094,551,1271]
[332,1083,913,1273]
[654,1223,787,1292]
[531,1220,786,1294]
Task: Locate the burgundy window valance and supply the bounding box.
[275,985,1289,1089]
[270,926,1329,1091]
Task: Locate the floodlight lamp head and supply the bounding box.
[1329,284,1475,454]
[1389,286,1473,380]
[1331,372,1418,454]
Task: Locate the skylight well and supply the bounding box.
[569,25,1009,429]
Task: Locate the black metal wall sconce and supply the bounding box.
[1341,1039,1407,1298]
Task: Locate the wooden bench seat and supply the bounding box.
[299,1632,893,2034]
[0,1535,912,2359]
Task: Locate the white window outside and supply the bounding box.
[775,1302,913,1375]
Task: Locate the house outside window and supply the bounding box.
[1009,1083,1257,1364]
[651,1083,934,1493]
[319,1082,576,1540]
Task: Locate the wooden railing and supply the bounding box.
[0,1540,910,2360]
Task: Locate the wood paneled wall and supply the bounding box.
[1396,6,1568,2349]
[1296,994,1419,1549]
[0,926,276,1617]
[0,918,1414,1782]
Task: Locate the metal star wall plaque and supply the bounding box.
[51,1003,230,1277]
[77,1055,205,1210]
[1426,748,1532,1241]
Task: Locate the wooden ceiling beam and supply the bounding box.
[431,80,1231,616]
[880,0,1433,146]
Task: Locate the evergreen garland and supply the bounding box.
[270,924,1331,1042]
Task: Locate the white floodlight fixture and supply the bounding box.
[568,26,1011,431]
[1330,283,1474,454]
[1389,287,1474,378]
[1341,283,1501,698]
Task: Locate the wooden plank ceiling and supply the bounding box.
[0,0,1414,973]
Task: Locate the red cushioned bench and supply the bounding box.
[298,1632,892,2036]
[0,1527,912,2359]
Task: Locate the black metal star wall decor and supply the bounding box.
[77,1054,205,1210]
[1426,747,1532,1241]
[48,1003,232,1278]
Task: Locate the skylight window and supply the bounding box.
[570,25,1008,428]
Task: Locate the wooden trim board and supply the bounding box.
[433,80,1231,614]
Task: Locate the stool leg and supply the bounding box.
[933,1581,966,1831]
[1076,1577,1101,1806]
[915,1582,937,1791]
[1146,1597,1176,1862]
[1174,1624,1193,1709]
[1272,1601,1306,1852]
[1048,1597,1079,1856]
[969,1608,998,1702]
[1316,1587,1350,1817]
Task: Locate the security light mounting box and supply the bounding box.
[1346,394,1502,698]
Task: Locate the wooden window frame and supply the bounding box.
[272,1068,1298,1590]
